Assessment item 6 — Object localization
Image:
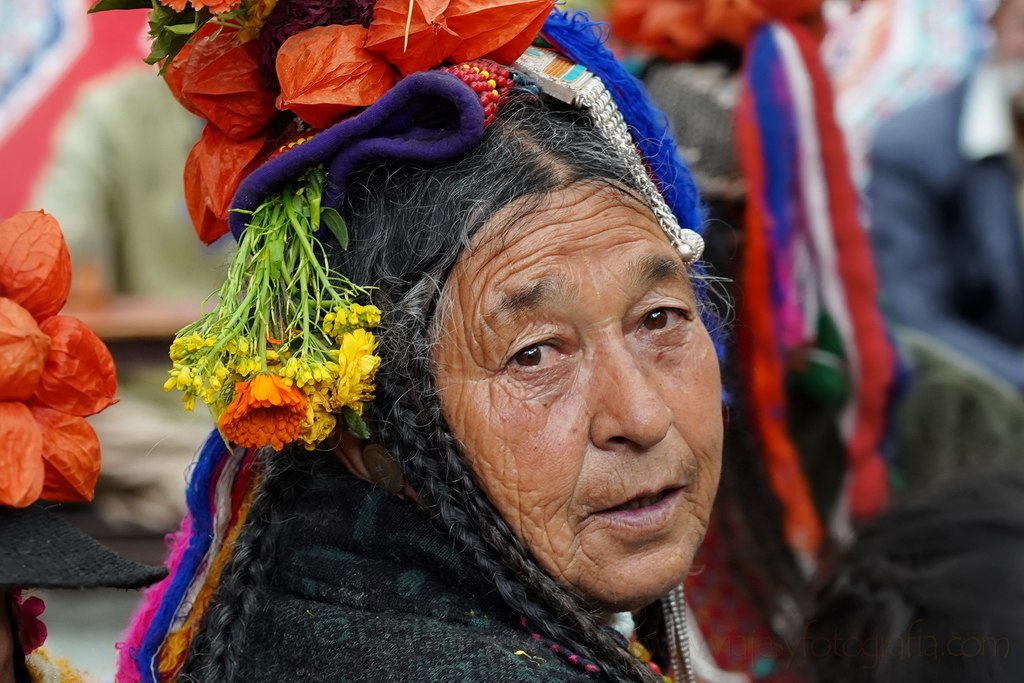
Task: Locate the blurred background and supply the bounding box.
[4,0,1023,681]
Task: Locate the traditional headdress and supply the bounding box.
[88,2,712,681]
[613,0,897,564]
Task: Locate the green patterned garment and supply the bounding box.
[211,452,599,682]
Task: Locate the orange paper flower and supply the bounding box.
[0,298,49,402]
[217,373,308,450]
[365,0,461,76]
[0,211,71,321]
[0,403,45,508]
[276,25,397,129]
[0,211,116,508]
[184,124,270,244]
[446,0,555,64]
[177,29,278,141]
[31,407,101,502]
[32,316,117,417]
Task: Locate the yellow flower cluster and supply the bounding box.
[282,328,382,449]
[322,304,382,340]
[165,335,260,413]
[164,326,381,450]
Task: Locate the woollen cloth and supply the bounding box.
[183,451,598,681]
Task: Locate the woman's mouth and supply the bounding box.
[591,487,685,531]
[608,490,671,512]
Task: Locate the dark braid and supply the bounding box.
[178,451,297,682]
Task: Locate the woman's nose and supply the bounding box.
[587,346,672,451]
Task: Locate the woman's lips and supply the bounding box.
[590,487,685,530]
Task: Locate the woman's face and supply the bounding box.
[433,182,723,615]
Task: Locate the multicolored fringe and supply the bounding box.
[115,429,260,683]
[734,21,895,561]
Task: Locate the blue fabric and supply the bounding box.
[868,76,1024,390]
[747,28,799,322]
[134,428,230,682]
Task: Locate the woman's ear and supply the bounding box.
[333,430,372,482]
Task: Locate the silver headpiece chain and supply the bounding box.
[513,48,705,266]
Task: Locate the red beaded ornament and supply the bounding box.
[440,60,516,127]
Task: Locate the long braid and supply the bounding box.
[369,298,659,683]
[178,451,296,682]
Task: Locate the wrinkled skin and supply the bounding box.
[433,182,723,615]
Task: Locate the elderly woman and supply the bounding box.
[97,3,723,682]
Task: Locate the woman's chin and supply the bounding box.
[573,545,701,616]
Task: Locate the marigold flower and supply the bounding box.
[218,373,307,450]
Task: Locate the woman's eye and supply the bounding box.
[512,345,544,367]
[642,309,670,330]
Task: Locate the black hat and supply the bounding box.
[0,506,166,590]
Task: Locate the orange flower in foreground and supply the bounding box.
[218,373,307,451]
[0,211,71,321]
[0,211,116,508]
[446,0,555,65]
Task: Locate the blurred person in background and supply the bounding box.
[867,0,1024,491]
[30,68,228,533]
[808,467,1024,682]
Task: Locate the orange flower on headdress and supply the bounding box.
[365,0,462,76]
[446,0,555,64]
[217,373,308,451]
[169,27,278,142]
[0,211,116,508]
[276,25,397,129]
[363,0,554,76]
[184,124,270,244]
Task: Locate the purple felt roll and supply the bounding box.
[228,70,486,239]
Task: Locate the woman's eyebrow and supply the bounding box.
[493,278,558,321]
[633,254,688,291]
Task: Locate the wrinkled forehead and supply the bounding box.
[459,180,674,275]
[430,181,690,328]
